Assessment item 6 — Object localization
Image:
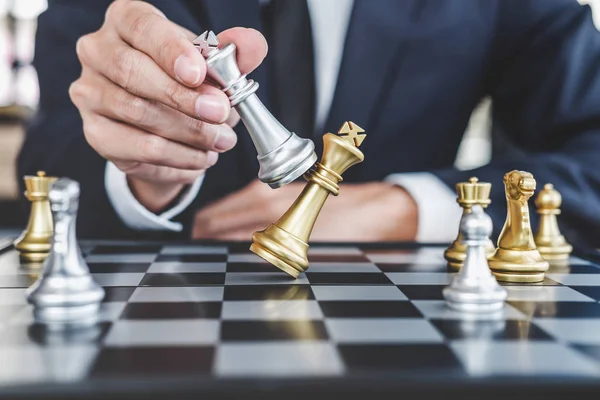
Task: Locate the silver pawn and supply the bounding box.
[443,205,507,313]
[26,178,105,328]
[193,30,317,189]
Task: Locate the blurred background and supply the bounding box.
[0,0,599,231]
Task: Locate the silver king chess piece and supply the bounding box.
[193,30,317,188]
[26,178,105,327]
[443,205,507,313]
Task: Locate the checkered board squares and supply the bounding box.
[2,242,600,383]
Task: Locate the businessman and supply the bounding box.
[17,0,600,247]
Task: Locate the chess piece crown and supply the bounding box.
[444,177,495,270]
[13,171,57,264]
[193,30,317,188]
[534,183,572,261]
[26,178,105,327]
[250,121,366,278]
[443,205,507,313]
[487,170,549,283]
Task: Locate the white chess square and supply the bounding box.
[105,320,220,346]
[311,285,407,301]
[546,274,600,286]
[533,319,600,345]
[221,300,323,320]
[214,342,344,376]
[451,342,600,376]
[412,300,527,320]
[129,287,224,303]
[325,318,443,343]
[86,254,157,263]
[91,273,144,287]
[148,262,226,273]
[505,286,595,302]
[307,262,380,273]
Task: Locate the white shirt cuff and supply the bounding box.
[384,172,462,243]
[104,162,203,232]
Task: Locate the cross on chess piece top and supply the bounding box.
[25,178,105,328]
[534,183,573,261]
[443,205,507,314]
[193,30,317,189]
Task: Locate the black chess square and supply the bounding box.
[223,285,315,301]
[89,245,162,254]
[87,262,150,273]
[121,302,222,319]
[570,344,600,363]
[140,273,225,286]
[226,262,274,273]
[221,320,328,341]
[102,287,136,302]
[397,285,445,300]
[227,243,254,254]
[430,319,553,341]
[2,322,111,346]
[571,286,600,301]
[566,264,600,274]
[306,273,393,285]
[307,254,370,263]
[376,263,446,273]
[319,301,422,318]
[338,344,464,372]
[91,347,214,376]
[508,301,600,318]
[155,254,227,263]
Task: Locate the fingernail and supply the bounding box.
[174,55,201,85]
[214,129,237,151]
[207,151,219,166]
[195,95,229,123]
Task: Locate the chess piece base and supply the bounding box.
[537,243,573,261]
[488,248,549,283]
[445,239,495,270]
[250,224,309,278]
[443,277,507,313]
[32,303,100,329]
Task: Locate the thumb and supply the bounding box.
[217,27,268,74]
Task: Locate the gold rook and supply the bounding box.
[250,122,366,278]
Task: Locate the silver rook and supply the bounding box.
[193,30,317,188]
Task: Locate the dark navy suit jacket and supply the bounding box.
[17,0,600,246]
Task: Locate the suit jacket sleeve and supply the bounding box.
[433,0,600,247]
[16,0,224,240]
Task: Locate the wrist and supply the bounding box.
[127,176,186,214]
[382,182,418,240]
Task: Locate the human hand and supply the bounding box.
[192,180,418,241]
[69,0,268,212]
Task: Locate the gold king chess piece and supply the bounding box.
[444,177,495,270]
[13,171,57,265]
[534,183,573,262]
[487,170,549,282]
[250,121,366,278]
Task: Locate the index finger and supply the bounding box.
[107,0,206,87]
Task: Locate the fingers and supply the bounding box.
[76,37,230,123]
[72,72,238,153]
[217,27,268,74]
[114,161,205,185]
[81,113,219,171]
[106,0,206,87]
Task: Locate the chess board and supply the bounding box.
[1,240,600,399]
